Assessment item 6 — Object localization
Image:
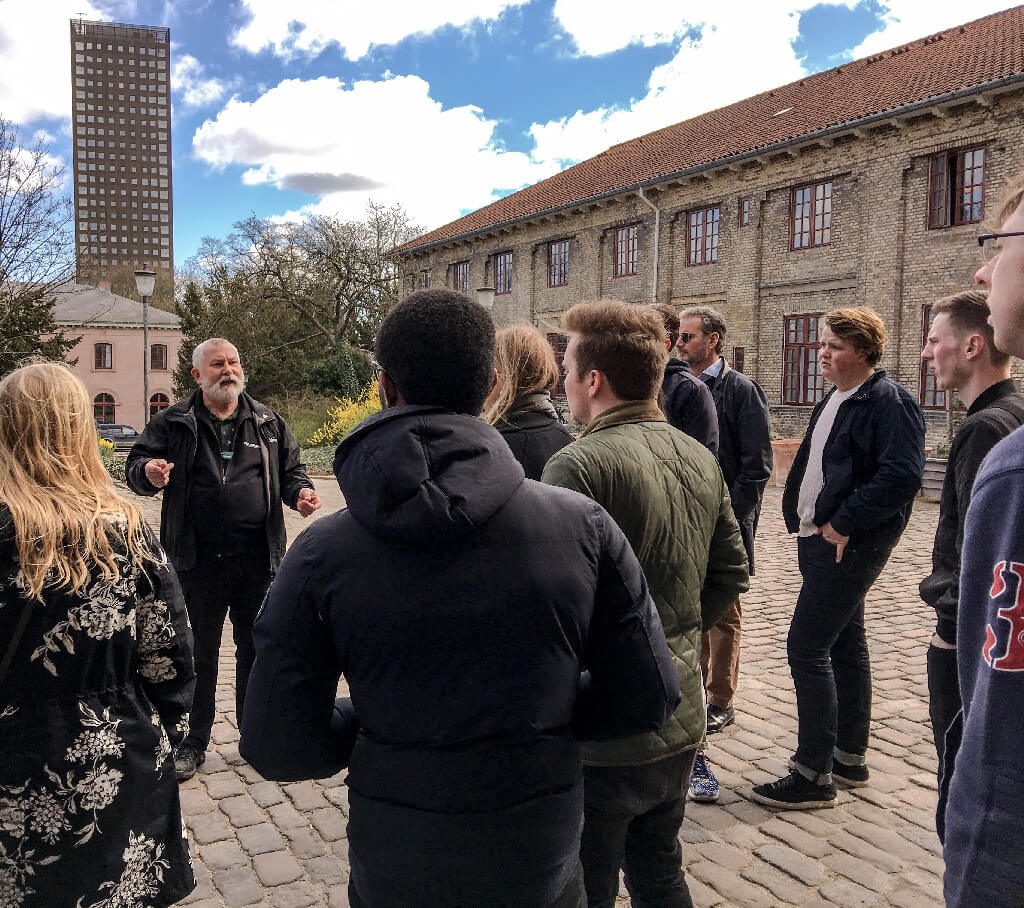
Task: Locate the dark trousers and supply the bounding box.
[580,751,697,908]
[788,534,891,776]
[177,553,272,751]
[348,862,584,908]
[927,643,961,780]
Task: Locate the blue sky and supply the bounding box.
[0,0,1018,267]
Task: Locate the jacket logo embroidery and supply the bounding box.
[982,559,1024,671]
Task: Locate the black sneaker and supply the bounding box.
[174,743,206,782]
[706,704,735,734]
[787,756,869,788]
[751,771,837,810]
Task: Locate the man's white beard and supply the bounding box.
[203,375,245,406]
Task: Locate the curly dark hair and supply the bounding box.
[375,289,495,414]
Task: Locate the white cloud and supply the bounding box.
[231,0,529,60]
[32,129,56,144]
[552,0,698,56]
[850,0,1020,57]
[0,0,110,123]
[191,75,556,229]
[172,53,227,108]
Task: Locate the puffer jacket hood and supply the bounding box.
[334,405,525,542]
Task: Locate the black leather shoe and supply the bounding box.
[174,743,206,782]
[706,704,735,734]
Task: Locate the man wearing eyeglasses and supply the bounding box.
[918,291,1024,782]
[676,305,773,803]
[942,174,1024,907]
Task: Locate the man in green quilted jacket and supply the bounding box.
[543,300,749,908]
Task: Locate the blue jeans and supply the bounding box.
[788,534,891,778]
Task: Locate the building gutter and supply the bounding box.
[637,187,660,304]
[397,73,1024,257]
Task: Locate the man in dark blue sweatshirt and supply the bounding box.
[942,170,1024,907]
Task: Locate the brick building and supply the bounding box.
[394,7,1024,443]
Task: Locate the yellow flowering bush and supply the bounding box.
[98,436,114,452]
[306,380,382,448]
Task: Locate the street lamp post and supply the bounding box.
[134,267,156,427]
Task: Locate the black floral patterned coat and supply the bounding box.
[0,507,196,908]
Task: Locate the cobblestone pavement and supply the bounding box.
[125,479,944,907]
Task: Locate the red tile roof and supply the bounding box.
[398,6,1024,254]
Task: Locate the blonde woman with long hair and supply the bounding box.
[483,325,573,480]
[0,363,196,907]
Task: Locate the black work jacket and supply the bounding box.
[782,369,925,549]
[707,361,773,572]
[125,389,313,573]
[919,379,1024,643]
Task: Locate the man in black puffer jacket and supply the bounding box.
[241,290,680,908]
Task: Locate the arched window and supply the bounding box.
[149,393,170,417]
[150,343,168,370]
[94,393,115,423]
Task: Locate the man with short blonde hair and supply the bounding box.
[752,307,925,809]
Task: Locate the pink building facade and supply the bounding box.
[54,283,183,431]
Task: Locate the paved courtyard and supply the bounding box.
[128,479,945,908]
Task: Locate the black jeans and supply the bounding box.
[580,751,697,908]
[788,534,891,777]
[177,552,272,751]
[927,642,961,780]
[348,862,584,908]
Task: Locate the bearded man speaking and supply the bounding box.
[128,337,321,781]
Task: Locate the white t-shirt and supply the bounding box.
[796,384,863,536]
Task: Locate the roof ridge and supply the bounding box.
[397,5,1024,255]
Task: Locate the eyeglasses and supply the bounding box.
[678,332,700,343]
[978,232,1024,263]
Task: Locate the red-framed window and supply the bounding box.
[920,305,948,410]
[791,181,832,250]
[418,269,431,289]
[613,225,637,277]
[150,343,167,370]
[688,207,720,265]
[94,342,112,370]
[739,197,752,227]
[453,260,469,294]
[495,251,513,295]
[94,393,115,422]
[783,314,825,405]
[928,147,985,229]
[733,346,745,373]
[149,392,170,417]
[548,239,569,287]
[547,332,568,397]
